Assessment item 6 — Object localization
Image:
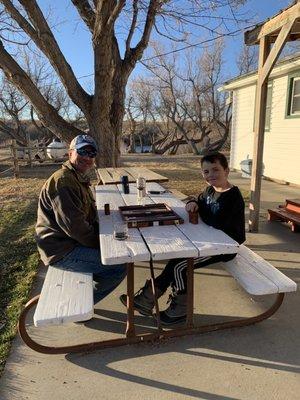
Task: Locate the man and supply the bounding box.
[36,134,126,304]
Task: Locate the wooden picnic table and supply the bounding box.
[17,181,297,354]
[95,181,239,339]
[97,167,168,185]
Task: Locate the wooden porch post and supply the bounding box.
[249,36,270,232]
[249,20,295,232]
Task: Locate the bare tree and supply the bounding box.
[0,0,250,166]
[0,74,29,144]
[236,45,258,75]
[124,93,139,153]
[0,51,76,145]
[136,40,231,154]
[125,78,157,152]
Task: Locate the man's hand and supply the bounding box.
[185,202,199,213]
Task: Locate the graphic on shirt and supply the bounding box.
[206,195,220,215]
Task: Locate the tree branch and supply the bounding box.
[0,40,82,141]
[107,0,125,28]
[71,0,95,32]
[1,0,92,115]
[125,0,138,52]
[0,119,26,144]
[124,0,160,67]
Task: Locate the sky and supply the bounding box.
[22,0,297,91]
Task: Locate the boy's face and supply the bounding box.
[201,160,229,188]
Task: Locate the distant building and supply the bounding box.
[222,53,300,186]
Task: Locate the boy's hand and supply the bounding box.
[185,202,198,213]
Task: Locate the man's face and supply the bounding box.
[69,145,96,174]
[201,160,229,188]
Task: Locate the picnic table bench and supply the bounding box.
[268,199,300,232]
[18,183,297,354]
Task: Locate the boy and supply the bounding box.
[120,152,245,325]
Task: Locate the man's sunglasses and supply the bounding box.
[76,148,97,158]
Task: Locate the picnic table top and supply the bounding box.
[97,167,168,185]
[95,182,239,265]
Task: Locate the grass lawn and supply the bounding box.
[0,177,45,375]
[0,153,248,377]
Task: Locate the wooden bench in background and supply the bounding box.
[268,199,300,232]
[97,167,168,185]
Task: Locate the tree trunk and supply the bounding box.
[88,117,114,167]
[111,70,127,166]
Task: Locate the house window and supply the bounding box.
[286,72,300,117]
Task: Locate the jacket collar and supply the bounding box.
[62,160,90,184]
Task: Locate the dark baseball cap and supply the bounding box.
[69,134,98,151]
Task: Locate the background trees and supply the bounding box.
[125,40,232,155]
[0,1,250,166]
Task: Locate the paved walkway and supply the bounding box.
[0,173,299,400]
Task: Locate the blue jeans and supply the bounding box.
[53,246,127,304]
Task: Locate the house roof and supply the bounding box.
[221,52,300,91]
[245,1,300,45]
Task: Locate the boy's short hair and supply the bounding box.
[200,152,228,170]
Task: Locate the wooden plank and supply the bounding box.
[238,245,297,292]
[268,209,300,224]
[223,245,297,295]
[146,182,240,257]
[244,3,300,45]
[126,167,169,182]
[249,35,270,232]
[117,183,154,206]
[168,189,189,201]
[97,167,168,184]
[286,199,300,208]
[261,20,295,84]
[121,168,141,182]
[99,214,150,264]
[106,168,127,183]
[97,168,115,184]
[33,266,93,326]
[286,204,300,215]
[223,256,278,295]
[95,185,150,265]
[95,184,126,211]
[139,225,198,261]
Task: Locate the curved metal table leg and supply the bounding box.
[18,295,160,354]
[18,293,284,354]
[162,292,285,339]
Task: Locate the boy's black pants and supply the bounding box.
[154,253,237,294]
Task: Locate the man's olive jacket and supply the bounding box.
[36,161,99,265]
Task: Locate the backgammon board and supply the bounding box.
[119,203,184,228]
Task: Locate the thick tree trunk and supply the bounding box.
[92,23,116,167]
[111,71,127,167]
[91,125,114,167]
